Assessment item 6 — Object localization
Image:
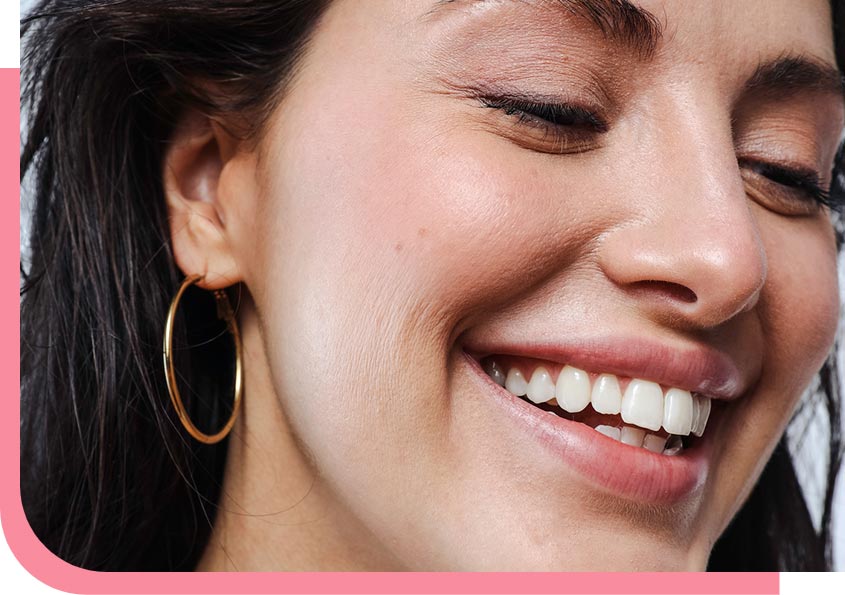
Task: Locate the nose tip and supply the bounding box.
[598,214,767,328]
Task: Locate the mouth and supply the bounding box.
[460,344,733,503]
[480,355,711,457]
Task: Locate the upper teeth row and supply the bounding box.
[483,361,711,437]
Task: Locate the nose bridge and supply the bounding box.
[598,97,768,328]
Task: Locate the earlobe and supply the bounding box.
[163,111,243,290]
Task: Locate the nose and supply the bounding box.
[597,121,767,330]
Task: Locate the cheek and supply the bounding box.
[268,103,611,330]
[757,221,838,438]
[705,216,838,534]
[248,74,617,523]
[255,112,548,416]
[762,219,838,379]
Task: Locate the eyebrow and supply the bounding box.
[429,0,664,58]
[744,54,845,101]
[428,0,845,108]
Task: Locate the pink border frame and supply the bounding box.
[4,67,779,594]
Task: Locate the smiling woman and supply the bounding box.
[19,0,845,572]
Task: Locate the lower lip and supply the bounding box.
[462,352,711,504]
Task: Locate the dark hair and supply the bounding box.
[20,0,333,570]
[19,0,845,571]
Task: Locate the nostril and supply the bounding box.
[629,280,698,304]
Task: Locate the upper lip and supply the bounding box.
[462,335,751,401]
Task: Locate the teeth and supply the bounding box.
[621,379,663,432]
[591,373,622,415]
[620,425,646,447]
[483,360,506,387]
[594,424,621,441]
[504,368,527,397]
[555,365,591,413]
[662,388,694,436]
[691,394,711,437]
[663,435,684,456]
[484,359,714,441]
[642,433,667,453]
[526,367,555,404]
[665,434,683,449]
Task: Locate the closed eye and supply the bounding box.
[480,96,608,133]
[478,94,608,154]
[738,157,838,215]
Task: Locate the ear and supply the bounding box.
[163,110,244,290]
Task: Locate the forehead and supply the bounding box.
[421,0,838,62]
[412,0,843,109]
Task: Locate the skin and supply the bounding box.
[162,0,844,571]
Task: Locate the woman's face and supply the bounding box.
[216,0,843,570]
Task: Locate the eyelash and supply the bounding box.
[482,96,840,213]
[480,96,608,134]
[738,158,838,213]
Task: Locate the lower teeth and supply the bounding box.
[662,434,684,455]
[593,423,685,455]
[527,395,688,455]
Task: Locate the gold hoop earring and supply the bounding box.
[163,274,243,444]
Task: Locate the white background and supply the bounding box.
[7,0,845,593]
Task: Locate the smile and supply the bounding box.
[460,338,744,503]
[480,357,712,456]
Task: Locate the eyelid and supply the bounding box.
[479,95,609,132]
[738,157,822,188]
[738,157,838,214]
